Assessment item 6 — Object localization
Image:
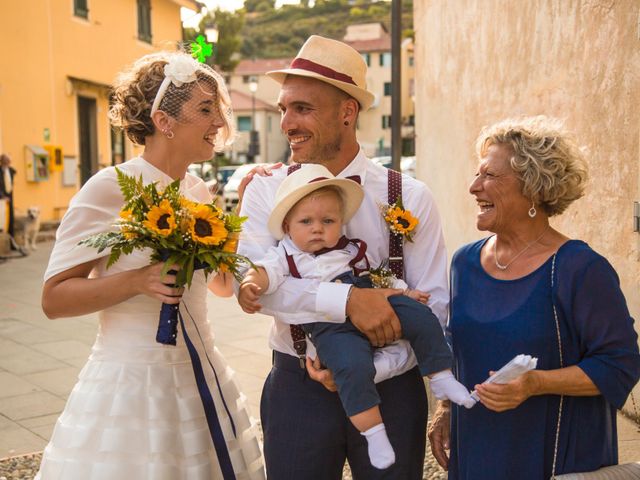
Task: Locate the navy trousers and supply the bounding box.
[261,352,428,479]
[302,273,452,416]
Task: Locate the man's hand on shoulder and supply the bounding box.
[346,287,403,347]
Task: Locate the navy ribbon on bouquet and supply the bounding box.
[179,304,237,480]
[154,254,237,479]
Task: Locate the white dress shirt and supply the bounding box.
[257,235,409,296]
[237,149,449,382]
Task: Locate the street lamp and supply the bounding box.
[204,21,218,64]
[247,77,259,163]
[204,23,218,44]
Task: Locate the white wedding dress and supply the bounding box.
[36,157,265,479]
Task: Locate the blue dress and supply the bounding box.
[448,238,640,480]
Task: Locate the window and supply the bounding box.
[74,0,88,18]
[382,115,392,129]
[379,52,391,67]
[242,76,250,83]
[238,116,252,132]
[361,53,370,67]
[137,0,152,44]
[408,56,414,67]
[267,115,272,133]
[383,82,392,96]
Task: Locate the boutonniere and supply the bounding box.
[380,197,419,242]
[369,259,397,288]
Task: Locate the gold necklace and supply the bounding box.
[493,225,549,271]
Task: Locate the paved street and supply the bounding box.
[1,241,639,469]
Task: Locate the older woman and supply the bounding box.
[428,116,640,479]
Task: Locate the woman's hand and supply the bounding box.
[136,262,184,304]
[428,401,451,470]
[474,370,539,412]
[236,162,284,212]
[306,356,337,392]
[238,282,263,313]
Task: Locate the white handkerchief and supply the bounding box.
[470,354,538,401]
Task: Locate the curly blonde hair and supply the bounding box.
[475,116,588,216]
[108,51,235,149]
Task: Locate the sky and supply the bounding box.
[181,0,301,28]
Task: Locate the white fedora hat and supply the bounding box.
[268,164,364,240]
[267,35,375,111]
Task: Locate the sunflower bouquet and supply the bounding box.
[80,168,250,345]
[380,197,419,242]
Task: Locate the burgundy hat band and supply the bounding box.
[289,58,357,86]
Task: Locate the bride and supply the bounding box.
[36,51,264,479]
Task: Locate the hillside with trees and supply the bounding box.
[240,0,414,59]
[185,0,413,70]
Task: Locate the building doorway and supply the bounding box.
[77,96,98,185]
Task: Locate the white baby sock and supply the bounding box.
[361,423,396,469]
[430,370,477,409]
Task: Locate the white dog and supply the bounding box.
[18,206,41,251]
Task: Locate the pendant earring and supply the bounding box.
[528,201,537,218]
[344,121,350,126]
[164,130,174,139]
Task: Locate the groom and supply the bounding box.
[236,35,449,479]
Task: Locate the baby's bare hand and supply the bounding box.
[405,289,430,304]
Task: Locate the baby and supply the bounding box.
[239,165,475,470]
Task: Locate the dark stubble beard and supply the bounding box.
[300,130,343,164]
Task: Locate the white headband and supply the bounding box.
[150,55,199,115]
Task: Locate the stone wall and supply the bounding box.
[414,0,640,408]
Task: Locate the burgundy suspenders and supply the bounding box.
[387,168,404,280]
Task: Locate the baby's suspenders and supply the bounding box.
[284,164,405,366]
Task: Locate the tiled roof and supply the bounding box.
[234,58,292,75]
[344,35,391,53]
[229,89,278,112]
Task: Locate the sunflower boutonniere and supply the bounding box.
[380,197,419,242]
[80,167,250,287]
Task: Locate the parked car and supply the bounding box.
[223,163,268,212]
[370,156,392,169]
[216,165,240,190]
[401,156,416,178]
[187,162,219,198]
[370,155,416,178]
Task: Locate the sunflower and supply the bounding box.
[118,209,139,239]
[189,205,228,245]
[119,208,134,221]
[221,232,239,253]
[143,199,177,236]
[385,206,419,237]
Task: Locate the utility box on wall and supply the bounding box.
[44,145,64,172]
[24,145,50,182]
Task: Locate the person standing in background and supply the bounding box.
[0,153,16,238]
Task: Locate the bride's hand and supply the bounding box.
[136,263,184,304]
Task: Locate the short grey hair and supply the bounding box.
[476,116,589,217]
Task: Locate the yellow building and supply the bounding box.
[0,0,198,222]
[343,22,416,158]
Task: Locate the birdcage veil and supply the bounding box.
[149,52,235,152]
